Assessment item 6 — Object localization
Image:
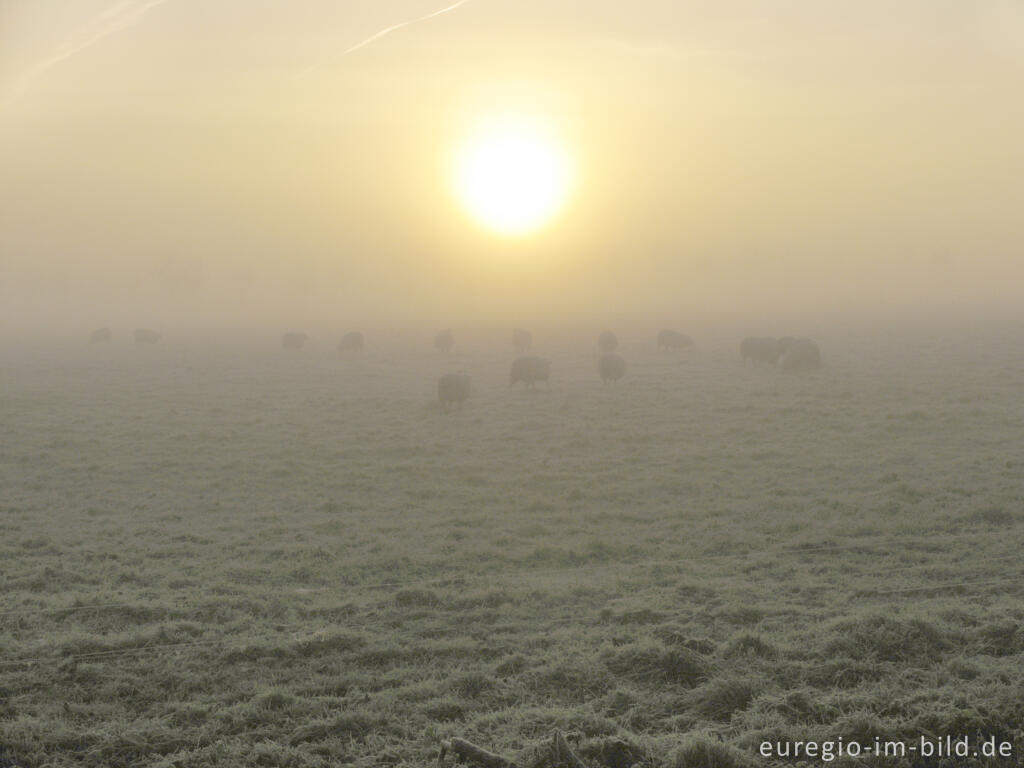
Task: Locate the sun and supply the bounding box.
[453,114,573,236]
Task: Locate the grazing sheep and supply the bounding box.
[434,329,454,353]
[598,353,626,384]
[133,328,161,345]
[338,331,364,354]
[282,332,308,350]
[512,328,533,354]
[509,356,551,389]
[90,327,112,343]
[780,338,821,371]
[740,336,779,366]
[438,373,471,410]
[657,329,693,351]
[598,330,618,353]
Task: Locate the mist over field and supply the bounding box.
[2,2,1024,768]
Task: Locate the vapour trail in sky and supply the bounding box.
[299,0,474,77]
[1,0,168,113]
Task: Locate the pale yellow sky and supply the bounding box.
[1,1,1023,331]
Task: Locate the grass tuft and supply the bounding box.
[450,671,495,698]
[393,589,443,608]
[722,633,777,660]
[688,676,760,721]
[671,734,751,768]
[822,613,949,664]
[604,640,709,687]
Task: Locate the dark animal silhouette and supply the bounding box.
[434,329,454,353]
[282,332,308,350]
[133,328,161,345]
[657,329,693,351]
[740,337,779,365]
[512,328,532,354]
[598,330,618,353]
[90,327,112,343]
[776,336,796,356]
[338,331,364,353]
[509,356,551,389]
[438,373,470,410]
[780,338,821,371]
[598,353,626,384]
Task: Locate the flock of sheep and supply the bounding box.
[740,335,821,371]
[434,328,631,410]
[435,329,821,410]
[87,325,821,411]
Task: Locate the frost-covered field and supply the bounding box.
[2,325,1023,767]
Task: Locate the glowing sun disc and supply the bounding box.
[453,115,572,236]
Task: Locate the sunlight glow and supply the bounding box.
[453,114,573,236]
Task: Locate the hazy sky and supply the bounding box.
[2,0,1023,331]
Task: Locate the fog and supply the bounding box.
[2,0,1023,338]
[5,7,1024,765]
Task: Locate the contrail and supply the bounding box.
[299,0,474,78]
[3,0,471,110]
[1,0,168,112]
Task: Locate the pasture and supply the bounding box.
[2,325,1023,767]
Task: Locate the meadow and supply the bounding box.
[2,324,1023,767]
